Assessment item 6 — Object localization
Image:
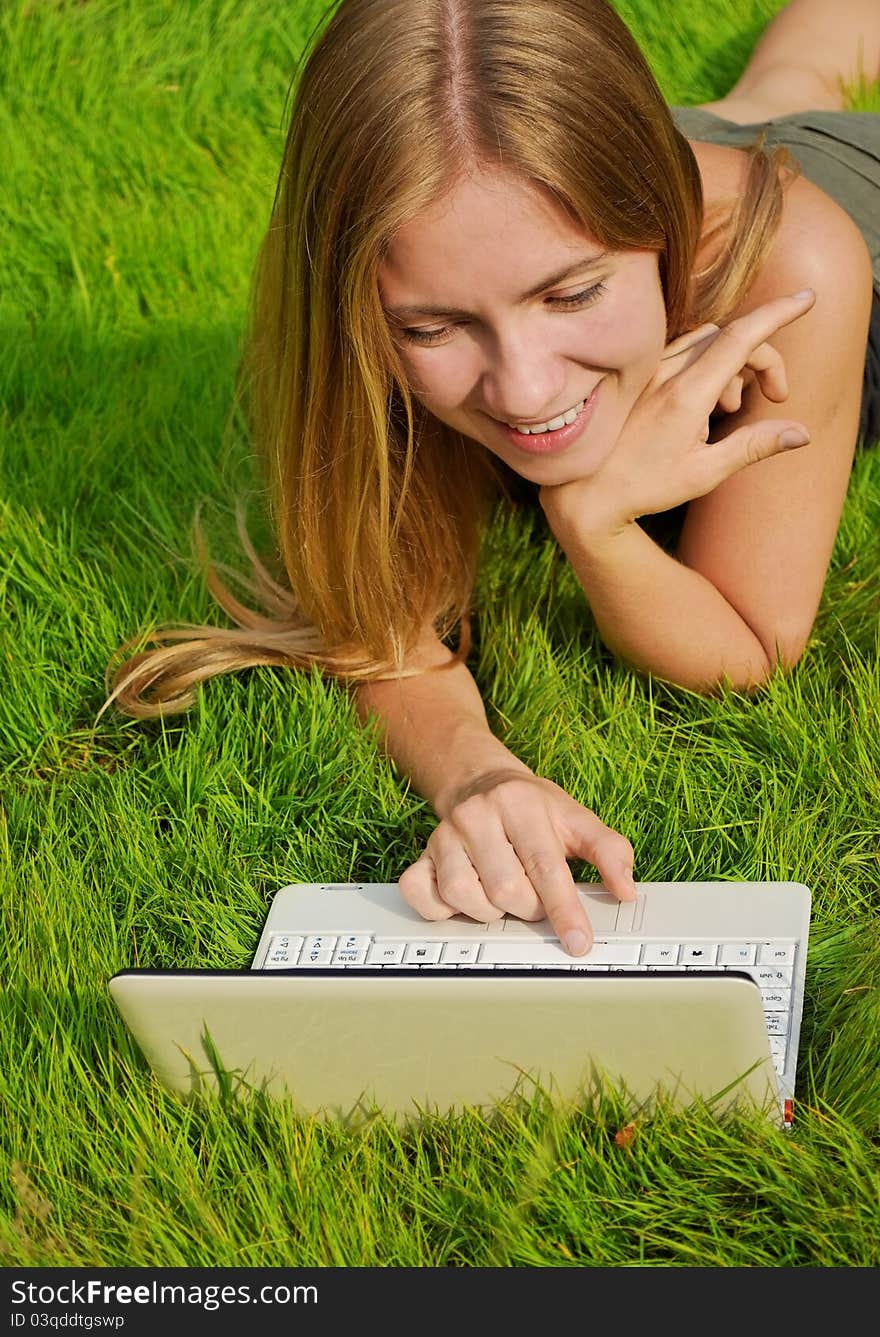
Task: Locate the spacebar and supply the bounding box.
[478,941,641,965]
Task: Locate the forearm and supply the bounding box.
[549,516,773,693]
[351,653,533,820]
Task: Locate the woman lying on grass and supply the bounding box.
[102,0,879,956]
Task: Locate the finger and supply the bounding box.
[397,852,457,921]
[427,828,507,923]
[667,334,787,406]
[467,855,544,920]
[717,372,744,415]
[496,814,594,955]
[681,289,814,413]
[740,341,787,402]
[547,791,638,907]
[705,416,811,484]
[660,322,720,361]
[451,804,544,920]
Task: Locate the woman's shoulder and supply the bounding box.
[688,134,870,291]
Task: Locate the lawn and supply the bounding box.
[1,0,879,1269]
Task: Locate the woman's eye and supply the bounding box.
[402,325,454,346]
[550,280,608,310]
[400,280,608,346]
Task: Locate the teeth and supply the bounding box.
[510,399,585,434]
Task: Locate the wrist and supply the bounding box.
[541,491,636,553]
[434,737,534,820]
[538,478,631,545]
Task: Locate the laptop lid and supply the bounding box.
[108,969,781,1125]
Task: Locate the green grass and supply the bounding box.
[2,0,879,1268]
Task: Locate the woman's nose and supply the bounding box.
[479,344,563,424]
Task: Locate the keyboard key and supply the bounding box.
[297,949,334,967]
[333,943,369,965]
[750,966,793,987]
[403,941,443,965]
[478,941,568,965]
[758,943,796,965]
[264,935,304,967]
[578,942,642,965]
[760,989,791,1012]
[642,944,680,965]
[339,934,371,952]
[440,942,480,965]
[367,942,405,965]
[681,944,718,965]
[718,942,758,966]
[263,953,298,968]
[478,940,641,966]
[303,935,337,954]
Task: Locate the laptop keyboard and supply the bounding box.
[259,930,796,1076]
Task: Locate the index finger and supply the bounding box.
[681,288,815,410]
[516,832,594,956]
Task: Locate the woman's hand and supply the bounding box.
[539,288,817,536]
[397,769,636,956]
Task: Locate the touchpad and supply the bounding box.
[502,890,622,935]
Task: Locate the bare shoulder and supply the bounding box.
[688,136,873,295]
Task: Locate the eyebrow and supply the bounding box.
[383,251,611,322]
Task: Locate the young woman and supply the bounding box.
[103,0,879,956]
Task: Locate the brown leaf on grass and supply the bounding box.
[614,1122,637,1148]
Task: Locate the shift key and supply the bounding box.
[479,940,641,965]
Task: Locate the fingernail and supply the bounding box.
[792,288,815,300]
[623,869,637,899]
[564,930,589,957]
[778,428,810,448]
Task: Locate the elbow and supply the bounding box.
[762,624,811,679]
[675,629,810,699]
[728,628,810,697]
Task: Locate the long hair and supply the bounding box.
[102,0,799,719]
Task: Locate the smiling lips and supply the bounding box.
[494,381,602,455]
[508,395,587,434]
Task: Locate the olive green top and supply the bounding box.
[669,106,880,299]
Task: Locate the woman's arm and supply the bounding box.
[351,638,533,820]
[543,517,776,694]
[541,207,874,695]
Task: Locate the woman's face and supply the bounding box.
[378,165,668,485]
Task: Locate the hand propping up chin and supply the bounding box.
[539,288,817,535]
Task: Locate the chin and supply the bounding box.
[525,438,616,484]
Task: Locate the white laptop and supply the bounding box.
[109,880,810,1129]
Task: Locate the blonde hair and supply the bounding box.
[102,0,799,720]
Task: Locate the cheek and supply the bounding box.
[399,351,467,409]
[395,354,438,403]
[595,293,666,365]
